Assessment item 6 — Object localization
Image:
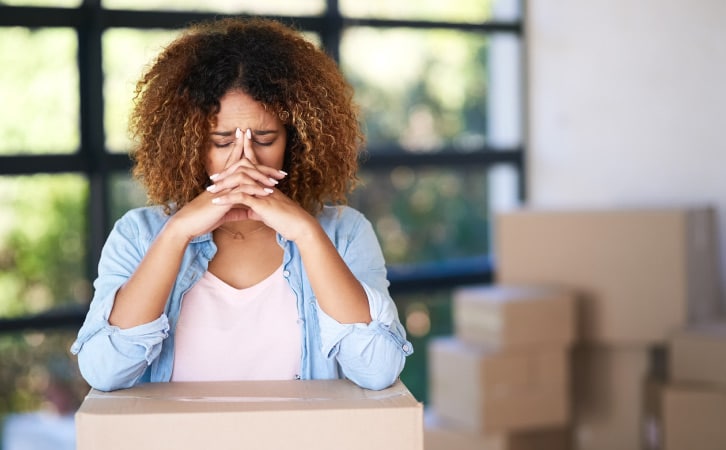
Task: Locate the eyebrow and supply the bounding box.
[210,129,279,137]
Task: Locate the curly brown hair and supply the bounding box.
[129,18,364,215]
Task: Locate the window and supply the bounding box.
[0,0,524,427]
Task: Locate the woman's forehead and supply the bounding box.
[214,91,282,130]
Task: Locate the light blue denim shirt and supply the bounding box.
[70,205,413,391]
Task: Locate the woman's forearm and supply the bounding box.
[295,224,372,324]
[108,221,190,329]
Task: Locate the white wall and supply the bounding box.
[526,0,726,302]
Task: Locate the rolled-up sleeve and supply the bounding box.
[73,315,169,391]
[70,212,169,391]
[316,210,413,390]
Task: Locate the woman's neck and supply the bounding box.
[215,221,271,241]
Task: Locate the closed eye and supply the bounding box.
[213,139,273,148]
[253,139,275,147]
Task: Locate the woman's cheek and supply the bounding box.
[204,149,224,176]
[258,144,286,170]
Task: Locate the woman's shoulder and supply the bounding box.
[114,205,171,236]
[318,205,364,223]
[317,205,372,234]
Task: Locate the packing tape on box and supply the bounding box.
[85,391,409,403]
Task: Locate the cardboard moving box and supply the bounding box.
[670,321,726,387]
[663,385,726,450]
[424,409,571,450]
[428,337,570,434]
[453,284,577,349]
[572,345,654,450]
[76,379,423,450]
[496,208,721,344]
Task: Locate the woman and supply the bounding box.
[71,18,412,392]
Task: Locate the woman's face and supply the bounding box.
[206,90,287,176]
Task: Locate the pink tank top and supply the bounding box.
[171,266,302,381]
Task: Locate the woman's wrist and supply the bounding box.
[162,216,196,246]
[290,216,325,247]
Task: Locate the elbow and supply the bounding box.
[78,354,118,392]
[336,328,413,391]
[352,371,401,391]
[78,351,131,392]
[76,341,147,392]
[83,377,122,393]
[342,352,407,391]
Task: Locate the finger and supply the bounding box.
[211,186,274,205]
[214,192,267,220]
[206,165,278,193]
[223,128,245,170]
[220,208,255,223]
[257,165,287,182]
[212,193,258,208]
[243,128,259,165]
[223,159,286,182]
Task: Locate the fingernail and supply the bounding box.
[279,170,288,176]
[210,173,220,181]
[206,185,217,193]
[264,188,274,194]
[268,178,279,185]
[246,129,252,139]
[235,128,242,139]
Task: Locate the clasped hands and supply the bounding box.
[207,127,285,208]
[169,128,315,243]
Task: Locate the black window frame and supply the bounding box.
[0,0,525,333]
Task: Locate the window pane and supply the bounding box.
[351,165,510,265]
[342,28,492,154]
[487,32,523,148]
[0,0,81,6]
[395,289,453,404]
[339,0,521,23]
[109,172,148,223]
[102,0,324,15]
[0,330,87,448]
[341,0,521,22]
[0,28,79,155]
[340,0,495,23]
[0,175,89,318]
[103,29,180,154]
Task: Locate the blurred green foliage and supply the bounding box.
[0,176,89,318]
[352,168,490,265]
[0,175,90,442]
[0,27,79,155]
[343,28,489,153]
[395,291,455,403]
[0,332,88,420]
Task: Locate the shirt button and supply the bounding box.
[283,270,290,277]
[402,344,411,352]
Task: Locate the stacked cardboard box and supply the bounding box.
[493,207,722,450]
[76,379,423,450]
[426,284,576,449]
[425,409,571,450]
[662,322,726,450]
[496,208,720,344]
[573,345,664,450]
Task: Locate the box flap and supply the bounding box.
[78,379,418,415]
